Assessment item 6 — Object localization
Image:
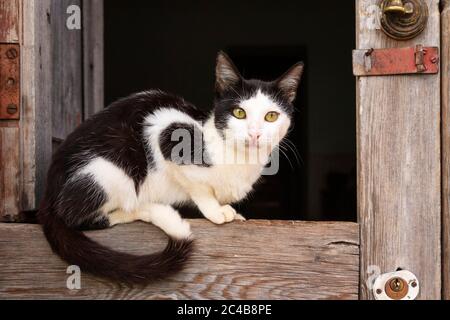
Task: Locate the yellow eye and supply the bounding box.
[265,112,280,122]
[233,108,246,119]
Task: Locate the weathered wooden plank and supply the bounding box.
[20,0,54,211]
[51,0,83,142]
[83,0,104,119]
[442,0,450,300]
[356,0,441,299]
[0,123,20,221]
[21,0,86,210]
[0,220,359,300]
[0,0,21,221]
[0,0,20,43]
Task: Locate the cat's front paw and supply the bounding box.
[220,205,237,223]
[206,205,238,225]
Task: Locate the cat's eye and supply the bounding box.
[232,108,247,119]
[265,112,280,123]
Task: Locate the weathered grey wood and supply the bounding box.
[356,0,441,299]
[0,220,359,300]
[0,0,20,221]
[83,0,104,119]
[0,0,20,43]
[442,0,450,300]
[20,0,54,211]
[0,123,20,221]
[51,0,83,142]
[20,0,88,210]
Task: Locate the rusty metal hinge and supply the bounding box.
[353,45,439,76]
[0,44,20,120]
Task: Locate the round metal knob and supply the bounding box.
[383,0,414,14]
[380,0,428,40]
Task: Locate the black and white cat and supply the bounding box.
[38,52,304,284]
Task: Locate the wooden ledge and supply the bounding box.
[0,220,359,300]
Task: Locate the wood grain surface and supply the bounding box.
[0,220,359,300]
[441,0,450,300]
[50,0,83,143]
[0,0,20,43]
[0,0,21,220]
[0,123,20,221]
[83,0,104,119]
[356,0,441,299]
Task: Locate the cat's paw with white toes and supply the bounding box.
[205,205,237,225]
[220,205,237,223]
[169,219,192,240]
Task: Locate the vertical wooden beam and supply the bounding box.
[83,0,104,119]
[21,0,53,211]
[6,0,95,215]
[51,0,83,145]
[0,0,21,221]
[357,0,441,299]
[442,0,450,300]
[21,0,87,209]
[0,0,20,43]
[0,122,20,221]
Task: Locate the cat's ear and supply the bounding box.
[276,62,304,103]
[216,51,242,94]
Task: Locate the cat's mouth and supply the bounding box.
[243,139,274,150]
[245,139,259,148]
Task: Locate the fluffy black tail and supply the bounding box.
[38,204,193,284]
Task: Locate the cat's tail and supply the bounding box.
[38,202,193,284]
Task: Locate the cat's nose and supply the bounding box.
[248,132,262,141]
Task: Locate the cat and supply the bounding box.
[38,52,304,284]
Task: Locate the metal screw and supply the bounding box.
[411,281,417,288]
[6,104,18,115]
[5,48,18,60]
[376,289,383,295]
[365,48,374,57]
[6,78,15,86]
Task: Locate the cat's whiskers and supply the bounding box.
[278,140,302,168]
[276,144,295,170]
[281,138,303,166]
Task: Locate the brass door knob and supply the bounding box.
[380,0,428,40]
[383,0,414,14]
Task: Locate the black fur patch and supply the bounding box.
[159,122,211,167]
[55,175,107,228]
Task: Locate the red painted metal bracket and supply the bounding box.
[0,43,20,120]
[353,45,439,76]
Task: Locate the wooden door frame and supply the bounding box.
[441,0,450,300]
[0,0,105,218]
[356,0,441,299]
[0,0,21,220]
[1,0,448,300]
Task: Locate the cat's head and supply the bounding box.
[213,52,304,153]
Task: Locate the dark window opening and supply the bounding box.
[105,0,356,221]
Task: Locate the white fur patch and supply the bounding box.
[78,157,138,213]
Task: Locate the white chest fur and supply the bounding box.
[179,163,263,205]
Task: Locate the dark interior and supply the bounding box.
[105,0,356,221]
